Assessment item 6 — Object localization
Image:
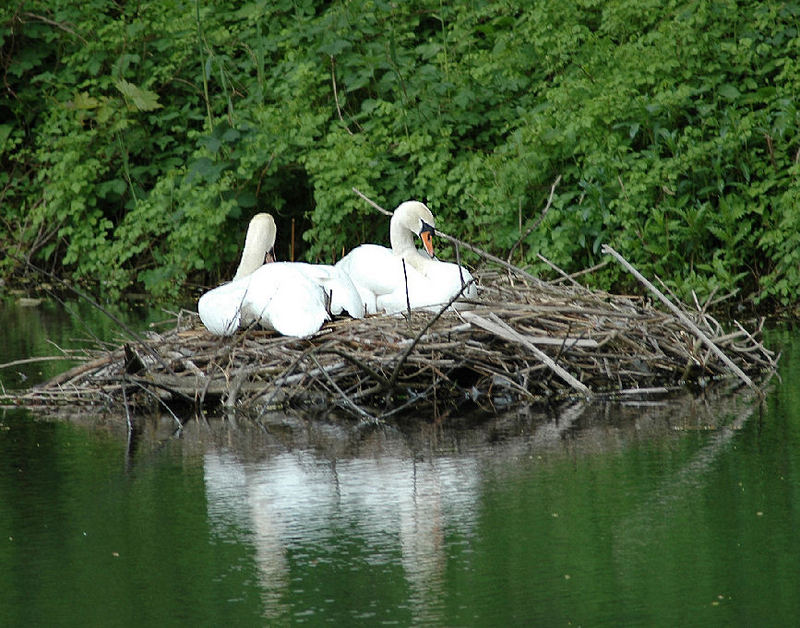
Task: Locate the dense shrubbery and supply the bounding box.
[2,0,799,306]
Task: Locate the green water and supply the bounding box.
[0,297,798,626]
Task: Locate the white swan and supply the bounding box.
[198,213,364,338]
[334,201,477,314]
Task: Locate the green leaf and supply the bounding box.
[70,91,99,110]
[0,124,13,156]
[718,83,741,101]
[114,79,163,111]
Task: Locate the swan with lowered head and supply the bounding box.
[334,200,477,314]
[198,213,364,337]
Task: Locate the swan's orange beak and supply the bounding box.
[420,223,435,257]
[264,248,275,264]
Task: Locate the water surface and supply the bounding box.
[0,297,797,626]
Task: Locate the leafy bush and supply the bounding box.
[2,0,799,307]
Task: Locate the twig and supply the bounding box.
[330,56,354,135]
[507,174,561,263]
[21,12,88,44]
[310,354,378,423]
[546,259,610,284]
[15,254,174,374]
[402,259,412,319]
[124,378,183,430]
[252,342,318,414]
[352,187,392,215]
[602,244,759,394]
[122,377,133,433]
[463,311,591,397]
[223,365,250,409]
[321,347,392,388]
[537,253,586,289]
[0,355,88,370]
[124,375,196,405]
[733,319,777,365]
[351,187,550,288]
[386,279,476,395]
[438,233,544,285]
[455,240,465,287]
[36,354,115,388]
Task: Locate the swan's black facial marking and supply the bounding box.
[419,221,435,257]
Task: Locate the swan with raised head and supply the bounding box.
[334,200,477,314]
[198,213,364,338]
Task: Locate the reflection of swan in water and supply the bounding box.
[204,442,479,623]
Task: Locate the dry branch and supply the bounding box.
[2,199,777,420]
[0,263,776,421]
[463,311,591,396]
[602,244,758,394]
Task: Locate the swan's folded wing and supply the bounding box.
[198,279,249,335]
[313,265,366,319]
[243,264,329,337]
[335,245,406,297]
[266,280,329,337]
[376,261,476,314]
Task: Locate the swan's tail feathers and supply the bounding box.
[269,277,329,337]
[268,303,327,338]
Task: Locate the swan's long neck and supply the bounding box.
[389,204,432,274]
[233,215,275,280]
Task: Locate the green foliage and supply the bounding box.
[2,0,800,306]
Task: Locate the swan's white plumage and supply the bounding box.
[198,213,364,338]
[239,263,329,337]
[334,201,477,314]
[197,279,249,336]
[232,213,276,280]
[375,256,475,314]
[290,263,365,318]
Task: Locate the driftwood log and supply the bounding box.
[0,246,778,423]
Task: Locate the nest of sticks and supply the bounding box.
[3,245,777,423]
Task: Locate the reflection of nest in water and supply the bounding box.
[7,254,778,423]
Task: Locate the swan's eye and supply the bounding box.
[419,220,435,236]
